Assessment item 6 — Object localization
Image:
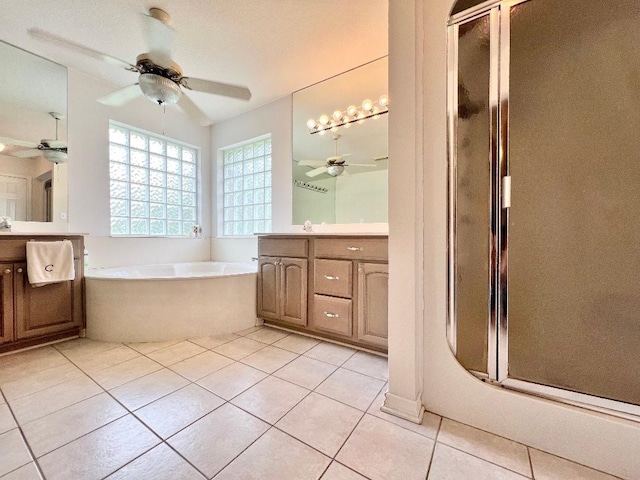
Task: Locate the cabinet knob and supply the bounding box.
[347,246,364,252]
[323,275,339,281]
[323,311,340,319]
[16,268,23,273]
[3,269,10,274]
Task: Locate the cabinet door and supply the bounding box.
[357,263,389,348]
[257,257,280,320]
[0,263,14,344]
[280,257,308,326]
[14,261,80,339]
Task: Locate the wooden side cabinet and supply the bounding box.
[257,256,308,327]
[356,262,389,348]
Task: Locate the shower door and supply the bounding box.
[448,0,640,417]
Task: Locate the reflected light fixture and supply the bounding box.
[138,73,182,105]
[307,94,389,135]
[43,149,68,164]
[0,143,5,152]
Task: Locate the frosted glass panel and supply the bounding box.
[454,15,491,373]
[508,0,640,405]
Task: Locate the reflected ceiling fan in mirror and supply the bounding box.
[0,112,68,164]
[299,134,377,177]
[27,7,251,127]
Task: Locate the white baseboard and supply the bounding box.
[381,390,426,424]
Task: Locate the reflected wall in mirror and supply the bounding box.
[292,57,388,225]
[0,41,68,223]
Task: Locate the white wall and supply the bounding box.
[210,96,292,262]
[387,1,640,478]
[292,177,336,225]
[67,69,211,268]
[335,170,388,224]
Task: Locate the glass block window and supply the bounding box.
[221,136,272,236]
[109,121,199,236]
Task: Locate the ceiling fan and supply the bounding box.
[299,134,377,177]
[27,7,251,126]
[0,112,68,164]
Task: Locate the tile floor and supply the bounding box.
[0,326,621,480]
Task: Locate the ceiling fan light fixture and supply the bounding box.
[327,165,344,177]
[43,149,68,164]
[139,73,182,105]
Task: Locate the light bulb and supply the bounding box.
[331,126,338,132]
[362,99,373,112]
[379,94,389,107]
[332,110,343,121]
[0,143,5,152]
[347,105,358,116]
[319,115,329,125]
[306,119,317,129]
[357,112,365,120]
[343,122,351,129]
[318,129,326,136]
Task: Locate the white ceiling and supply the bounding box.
[0,0,388,125]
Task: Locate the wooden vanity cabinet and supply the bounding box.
[0,235,85,353]
[257,235,388,352]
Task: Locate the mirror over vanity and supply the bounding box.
[0,40,68,223]
[292,57,388,225]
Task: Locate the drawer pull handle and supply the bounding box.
[323,311,340,318]
[324,275,340,281]
[347,246,363,251]
[3,269,10,274]
[16,268,23,273]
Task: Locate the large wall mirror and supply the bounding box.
[292,57,388,225]
[0,40,68,223]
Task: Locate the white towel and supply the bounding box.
[26,240,75,287]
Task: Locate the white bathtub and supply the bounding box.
[85,262,258,343]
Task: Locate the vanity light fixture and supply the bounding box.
[306,94,389,135]
[294,179,328,193]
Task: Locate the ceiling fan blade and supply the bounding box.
[306,166,328,178]
[28,28,138,71]
[181,77,251,101]
[98,84,142,107]
[344,163,377,168]
[143,12,175,67]
[327,154,351,162]
[178,93,212,127]
[0,137,37,149]
[298,160,326,167]
[12,149,42,158]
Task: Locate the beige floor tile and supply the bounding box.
[273,333,321,354]
[240,345,298,374]
[169,351,234,381]
[21,392,127,458]
[0,347,68,385]
[0,429,32,477]
[315,368,384,411]
[0,462,43,480]
[216,428,330,480]
[109,369,189,411]
[342,351,388,381]
[322,462,368,480]
[168,403,269,478]
[367,389,441,439]
[10,376,102,425]
[71,345,140,373]
[146,341,206,366]
[438,418,531,477]
[38,415,160,480]
[245,327,290,344]
[196,362,268,400]
[88,356,162,390]
[529,448,619,480]
[1,363,84,401]
[231,376,309,424]
[277,392,363,457]
[107,443,205,480]
[274,355,337,390]
[213,337,267,360]
[54,338,121,358]
[337,415,434,480]
[0,403,16,435]
[304,342,356,366]
[234,326,264,336]
[428,443,527,480]
[125,339,182,355]
[189,333,239,350]
[135,384,224,439]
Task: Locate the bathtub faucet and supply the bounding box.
[0,216,11,232]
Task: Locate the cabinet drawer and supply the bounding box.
[313,295,352,337]
[314,259,352,298]
[0,237,83,261]
[314,238,388,261]
[259,238,308,258]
